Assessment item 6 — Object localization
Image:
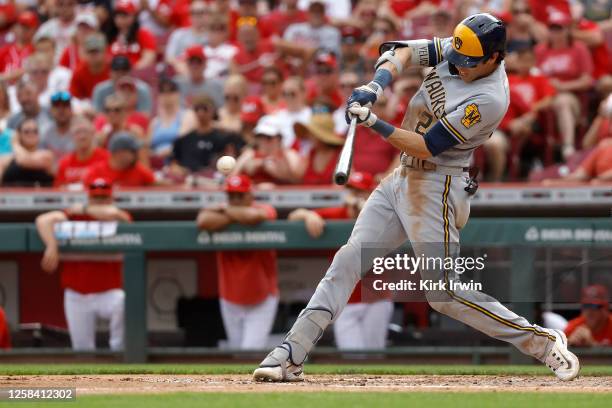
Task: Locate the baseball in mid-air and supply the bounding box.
[216,155,236,174]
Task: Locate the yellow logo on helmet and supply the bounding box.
[452,24,484,57]
[462,104,481,129]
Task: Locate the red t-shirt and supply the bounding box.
[509,73,556,108]
[259,9,308,36]
[69,62,111,99]
[83,160,155,187]
[232,39,277,83]
[60,212,131,294]
[0,43,33,74]
[217,203,278,305]
[577,19,611,79]
[54,148,110,187]
[59,43,81,71]
[528,0,571,24]
[109,28,157,66]
[352,127,397,176]
[0,307,10,349]
[535,40,594,82]
[305,79,343,110]
[565,314,612,346]
[302,148,341,185]
[579,144,612,177]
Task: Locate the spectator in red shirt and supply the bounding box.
[59,13,99,72]
[306,52,342,110]
[55,116,110,187]
[0,307,10,349]
[572,14,612,95]
[535,12,594,159]
[294,112,343,185]
[196,174,279,349]
[0,11,38,83]
[288,171,394,350]
[107,0,157,70]
[69,33,111,101]
[232,115,300,187]
[566,285,612,346]
[260,0,308,37]
[84,132,155,187]
[230,17,280,85]
[36,178,132,350]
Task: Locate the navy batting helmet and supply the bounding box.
[445,13,506,68]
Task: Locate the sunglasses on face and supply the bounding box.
[106,106,124,113]
[31,69,50,76]
[190,9,208,16]
[224,94,241,102]
[210,24,228,32]
[228,192,246,200]
[316,67,334,75]
[21,127,38,134]
[52,101,71,108]
[51,91,71,103]
[188,58,204,65]
[86,48,103,55]
[262,79,279,86]
[282,91,297,98]
[512,8,530,14]
[194,104,211,112]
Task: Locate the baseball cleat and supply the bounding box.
[544,329,580,381]
[253,344,305,382]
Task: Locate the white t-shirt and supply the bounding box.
[297,0,351,20]
[8,66,72,114]
[204,43,239,80]
[273,107,312,148]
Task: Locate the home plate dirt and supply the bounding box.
[2,375,611,394]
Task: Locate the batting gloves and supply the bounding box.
[347,104,378,127]
[345,82,383,123]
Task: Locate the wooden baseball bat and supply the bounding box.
[334,117,357,185]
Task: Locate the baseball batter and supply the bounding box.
[254,13,580,382]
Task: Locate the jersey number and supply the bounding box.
[415,112,433,136]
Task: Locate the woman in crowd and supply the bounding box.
[216,75,248,133]
[0,118,54,186]
[260,67,286,114]
[274,76,312,149]
[293,112,343,185]
[148,78,186,167]
[105,0,157,70]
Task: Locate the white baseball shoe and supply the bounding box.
[253,344,305,382]
[544,329,580,381]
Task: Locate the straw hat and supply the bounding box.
[294,113,344,146]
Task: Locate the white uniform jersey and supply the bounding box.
[385,37,510,167]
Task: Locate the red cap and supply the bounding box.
[347,171,374,191]
[581,285,609,306]
[185,45,206,61]
[225,174,252,193]
[115,0,137,14]
[547,11,572,27]
[240,95,265,125]
[17,11,39,29]
[88,178,113,198]
[315,52,338,69]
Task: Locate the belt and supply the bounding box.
[400,154,468,176]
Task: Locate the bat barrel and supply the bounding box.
[334,117,357,185]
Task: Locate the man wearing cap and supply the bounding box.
[230,18,279,85]
[55,116,109,187]
[40,91,75,159]
[306,52,342,109]
[35,0,78,61]
[69,33,111,101]
[340,26,367,79]
[232,115,300,186]
[164,0,210,74]
[91,55,153,115]
[0,11,38,83]
[170,93,243,179]
[175,46,224,109]
[36,178,132,351]
[284,1,341,55]
[566,285,612,346]
[196,174,279,349]
[84,132,155,187]
[288,171,394,350]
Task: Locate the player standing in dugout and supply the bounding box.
[254,13,580,382]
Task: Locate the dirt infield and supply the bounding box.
[2,374,611,394]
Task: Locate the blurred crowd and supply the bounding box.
[0,0,610,189]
